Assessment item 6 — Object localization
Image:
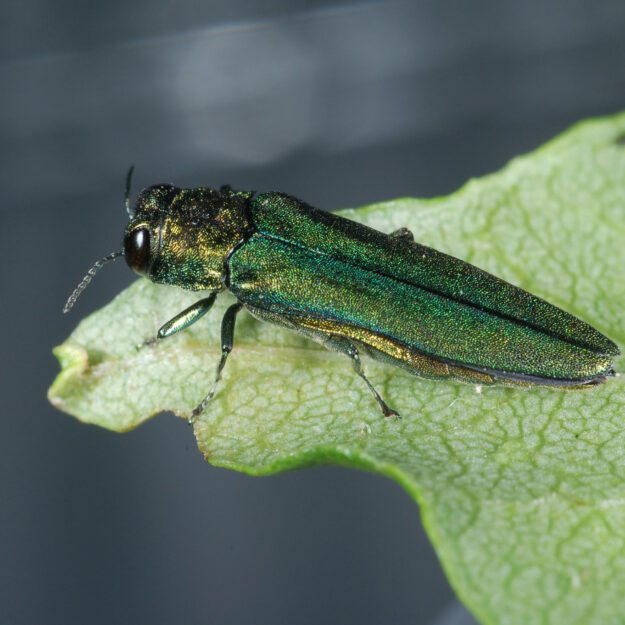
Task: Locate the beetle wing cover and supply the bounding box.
[250,193,620,358]
[229,208,616,383]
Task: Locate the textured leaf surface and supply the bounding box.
[49,114,625,625]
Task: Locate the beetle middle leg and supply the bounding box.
[190,302,243,423]
[324,335,399,418]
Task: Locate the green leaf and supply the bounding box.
[49,113,625,625]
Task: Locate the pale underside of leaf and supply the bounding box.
[49,113,625,625]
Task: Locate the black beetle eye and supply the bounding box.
[124,228,151,276]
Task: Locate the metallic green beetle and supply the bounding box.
[65,173,620,420]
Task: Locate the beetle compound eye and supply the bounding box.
[124,228,151,275]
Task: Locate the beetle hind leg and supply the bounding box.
[325,336,399,418]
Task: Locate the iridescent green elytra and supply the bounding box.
[65,176,620,420]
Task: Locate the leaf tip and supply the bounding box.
[48,343,90,408]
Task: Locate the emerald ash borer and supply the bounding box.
[64,169,620,420]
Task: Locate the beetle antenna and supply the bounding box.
[63,251,125,313]
[125,165,135,217]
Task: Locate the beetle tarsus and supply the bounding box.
[136,336,158,351]
[382,405,401,419]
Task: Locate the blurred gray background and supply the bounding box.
[2,1,625,624]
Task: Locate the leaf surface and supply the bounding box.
[49,114,625,625]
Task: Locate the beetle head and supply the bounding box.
[124,183,253,291]
[64,171,254,313]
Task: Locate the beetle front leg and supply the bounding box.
[190,302,243,423]
[141,294,218,347]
